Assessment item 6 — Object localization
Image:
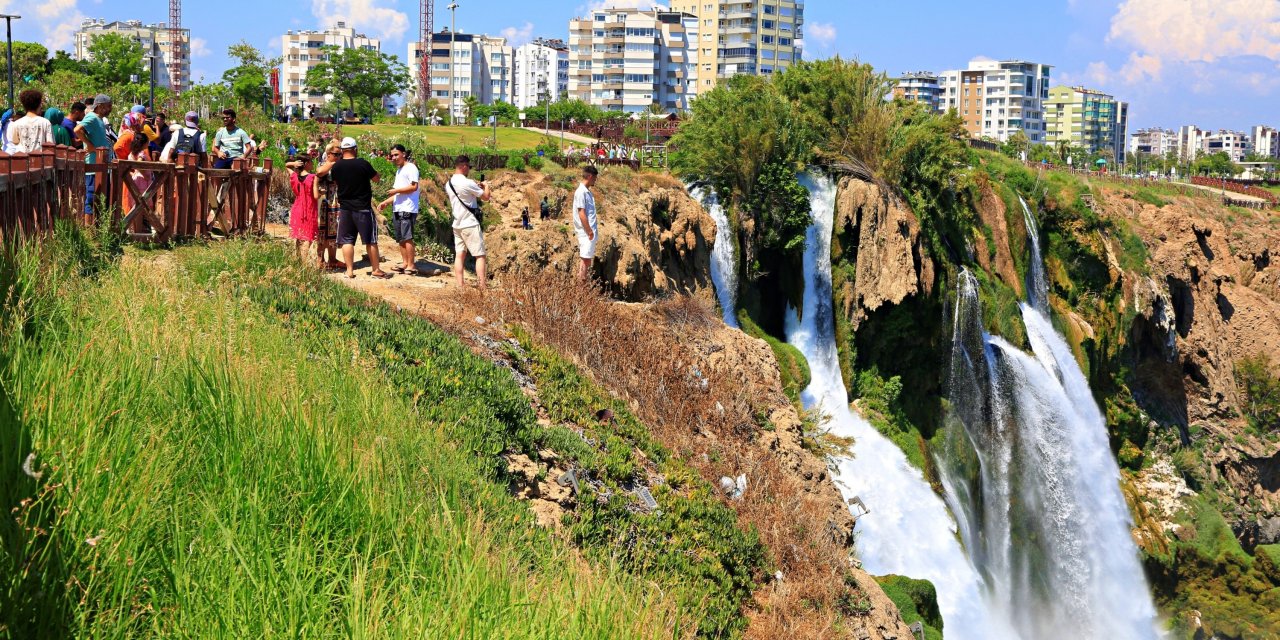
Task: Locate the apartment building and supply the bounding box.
[1043,86,1129,163]
[893,72,942,111]
[1128,128,1178,158]
[280,22,380,110]
[409,32,513,123]
[1204,130,1252,162]
[74,19,190,93]
[937,59,1052,143]
[668,0,802,90]
[1177,125,1208,161]
[567,7,699,113]
[513,38,569,110]
[1251,125,1279,159]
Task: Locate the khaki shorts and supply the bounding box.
[453,225,486,257]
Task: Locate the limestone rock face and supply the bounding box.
[481,170,715,302]
[833,177,935,329]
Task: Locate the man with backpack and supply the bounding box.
[447,155,491,290]
[160,111,208,163]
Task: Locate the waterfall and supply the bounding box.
[786,172,1016,640]
[941,207,1161,637]
[1018,196,1049,314]
[689,185,739,327]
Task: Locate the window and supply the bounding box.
[779,37,790,46]
[763,4,775,14]
[763,19,774,29]
[762,35,774,44]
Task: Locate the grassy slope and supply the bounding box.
[344,125,552,150]
[0,234,679,638]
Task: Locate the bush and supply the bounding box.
[1237,354,1280,432]
[527,155,545,171]
[506,154,527,172]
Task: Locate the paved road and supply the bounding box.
[1174,181,1270,204]
[522,127,597,145]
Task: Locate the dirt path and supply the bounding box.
[521,127,598,145]
[1174,180,1270,203]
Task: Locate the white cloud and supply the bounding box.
[807,21,836,48]
[311,0,410,42]
[190,37,210,58]
[30,0,85,51]
[501,22,535,47]
[1108,0,1280,64]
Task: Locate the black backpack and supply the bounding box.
[174,128,203,154]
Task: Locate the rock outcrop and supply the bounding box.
[833,177,935,330]
[480,170,716,302]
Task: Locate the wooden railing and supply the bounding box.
[0,143,273,244]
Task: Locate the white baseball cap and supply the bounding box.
[339,137,357,149]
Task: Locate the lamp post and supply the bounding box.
[447,2,459,126]
[0,14,21,111]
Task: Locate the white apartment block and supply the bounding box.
[1204,130,1252,162]
[669,0,803,88]
[74,19,190,93]
[1129,128,1178,158]
[1251,125,1279,159]
[281,22,380,110]
[1177,125,1207,161]
[513,39,569,110]
[568,7,700,114]
[936,59,1052,143]
[409,32,513,123]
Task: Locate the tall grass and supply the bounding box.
[0,239,676,638]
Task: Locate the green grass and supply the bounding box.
[0,233,686,638]
[875,575,942,640]
[344,125,553,150]
[1134,188,1171,208]
[736,310,810,407]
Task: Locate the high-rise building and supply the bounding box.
[1204,130,1252,162]
[1251,125,1279,159]
[74,19,190,93]
[668,0,802,90]
[567,7,699,113]
[409,32,513,123]
[893,72,942,111]
[936,59,1053,144]
[1129,128,1178,158]
[281,22,380,110]
[513,38,569,110]
[1043,86,1129,163]
[1177,125,1207,161]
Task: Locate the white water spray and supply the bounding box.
[942,212,1161,638]
[689,185,739,327]
[786,172,1015,640]
[1018,196,1049,314]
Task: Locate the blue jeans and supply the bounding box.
[85,174,95,215]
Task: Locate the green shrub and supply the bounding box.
[876,575,943,640]
[1134,189,1170,208]
[1237,354,1280,432]
[737,310,810,407]
[527,155,545,171]
[507,154,527,172]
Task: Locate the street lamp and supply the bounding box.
[0,14,20,111]
[447,2,459,126]
[144,54,159,110]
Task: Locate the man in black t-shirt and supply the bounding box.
[316,137,388,279]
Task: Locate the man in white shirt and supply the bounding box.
[572,165,599,282]
[8,89,54,154]
[378,144,421,275]
[159,111,208,163]
[446,154,491,290]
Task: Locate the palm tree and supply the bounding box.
[462,96,480,125]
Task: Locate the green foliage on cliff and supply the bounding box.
[1237,353,1280,432]
[875,575,943,640]
[738,311,810,408]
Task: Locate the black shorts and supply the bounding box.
[393,212,417,243]
[337,209,378,246]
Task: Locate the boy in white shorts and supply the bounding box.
[573,165,599,282]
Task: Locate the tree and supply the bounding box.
[774,58,896,171]
[1192,151,1240,177]
[3,42,49,86]
[222,41,279,107]
[304,46,408,117]
[34,70,95,108]
[86,33,145,87]
[1001,130,1031,159]
[46,50,87,76]
[461,95,480,123]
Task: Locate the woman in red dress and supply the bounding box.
[288,154,320,267]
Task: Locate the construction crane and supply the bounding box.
[418,0,434,111]
[169,0,182,94]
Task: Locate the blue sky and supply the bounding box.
[6,0,1279,129]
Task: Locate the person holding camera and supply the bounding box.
[447,155,491,291]
[377,144,420,276]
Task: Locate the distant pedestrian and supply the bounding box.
[315,137,388,279]
[288,153,320,265]
[212,109,254,169]
[573,165,599,283]
[377,144,420,276]
[74,94,114,223]
[521,207,531,230]
[7,90,53,153]
[446,154,491,290]
[539,195,550,220]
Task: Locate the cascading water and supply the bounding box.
[1018,197,1049,314]
[941,206,1161,637]
[689,185,739,327]
[786,172,1016,640]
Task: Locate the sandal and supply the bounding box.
[404,268,419,276]
[369,271,392,279]
[390,264,406,274]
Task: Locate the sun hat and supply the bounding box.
[339,136,357,149]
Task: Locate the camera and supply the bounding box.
[478,172,486,184]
